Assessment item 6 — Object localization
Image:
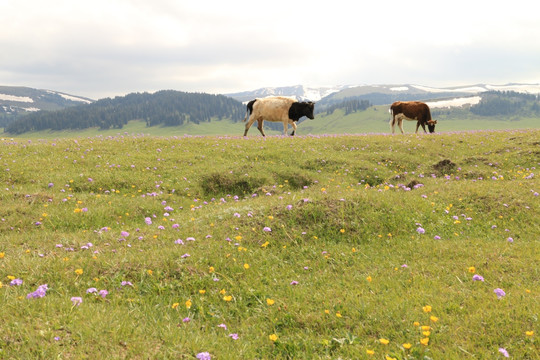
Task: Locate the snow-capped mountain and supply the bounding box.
[227,83,540,109]
[0,86,93,118]
[226,84,358,103]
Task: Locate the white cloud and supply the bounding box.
[1,0,539,99]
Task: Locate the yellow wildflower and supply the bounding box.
[379,338,389,345]
[269,334,278,342]
[171,303,179,309]
[366,349,375,355]
[75,268,83,275]
[420,338,429,346]
[423,305,432,313]
[403,343,412,350]
[526,331,534,336]
[185,299,192,309]
[266,299,275,306]
[223,295,232,302]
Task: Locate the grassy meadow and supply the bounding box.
[0,130,539,359]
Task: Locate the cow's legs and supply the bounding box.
[282,121,289,136]
[289,120,297,136]
[398,119,405,134]
[243,115,257,136]
[419,122,427,133]
[390,116,396,134]
[257,119,266,136]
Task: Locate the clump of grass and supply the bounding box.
[200,172,266,196]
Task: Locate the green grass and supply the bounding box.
[1,130,539,359]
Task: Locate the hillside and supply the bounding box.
[4,90,244,135]
[0,86,93,127]
[1,131,538,358]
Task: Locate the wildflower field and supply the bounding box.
[1,130,538,359]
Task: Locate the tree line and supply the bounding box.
[4,91,245,134]
[317,98,371,116]
[470,91,540,116]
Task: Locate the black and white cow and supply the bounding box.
[243,96,315,136]
[390,101,437,134]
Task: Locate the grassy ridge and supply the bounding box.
[0,130,539,359]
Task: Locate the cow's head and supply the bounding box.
[427,120,437,133]
[305,101,315,120]
[289,101,316,121]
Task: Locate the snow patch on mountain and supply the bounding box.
[427,96,482,108]
[0,94,34,103]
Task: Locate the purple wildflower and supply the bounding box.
[98,290,108,298]
[120,231,129,237]
[472,274,484,282]
[498,348,509,358]
[174,239,184,245]
[145,217,152,225]
[494,288,506,299]
[10,278,23,286]
[263,227,271,232]
[26,284,48,299]
[181,253,190,258]
[217,323,228,330]
[290,280,299,286]
[196,352,211,360]
[183,317,191,323]
[507,237,513,243]
[48,183,54,188]
[229,333,239,340]
[416,227,425,234]
[86,287,98,294]
[121,281,133,287]
[286,205,293,210]
[71,297,83,306]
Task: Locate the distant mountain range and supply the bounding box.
[226,83,540,103]
[0,86,93,127]
[2,82,539,134]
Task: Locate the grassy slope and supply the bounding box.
[0,130,538,359]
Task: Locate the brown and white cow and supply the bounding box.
[243,96,315,136]
[389,101,437,134]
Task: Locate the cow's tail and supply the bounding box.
[389,107,395,126]
[243,99,256,122]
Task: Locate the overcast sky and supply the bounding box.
[2,0,539,99]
